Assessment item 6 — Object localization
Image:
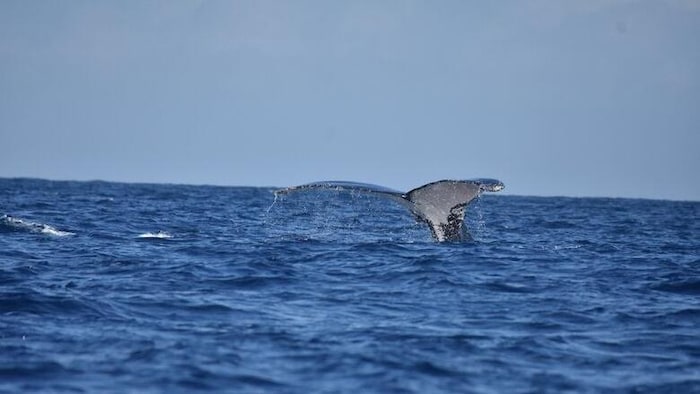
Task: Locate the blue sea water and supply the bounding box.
[1,177,698,393]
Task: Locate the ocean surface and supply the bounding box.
[1,178,698,393]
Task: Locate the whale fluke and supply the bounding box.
[403,179,504,241]
[275,179,504,242]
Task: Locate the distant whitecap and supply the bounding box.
[137,231,173,239]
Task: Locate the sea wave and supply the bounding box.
[1,178,698,393]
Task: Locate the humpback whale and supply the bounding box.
[275,179,504,242]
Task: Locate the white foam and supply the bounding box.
[137,231,173,239]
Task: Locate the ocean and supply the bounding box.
[1,177,698,393]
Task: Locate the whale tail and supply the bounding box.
[274,178,504,242]
[404,179,503,241]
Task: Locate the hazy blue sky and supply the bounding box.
[1,1,698,200]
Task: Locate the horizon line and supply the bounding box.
[1,175,697,203]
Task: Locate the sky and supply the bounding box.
[1,1,698,200]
